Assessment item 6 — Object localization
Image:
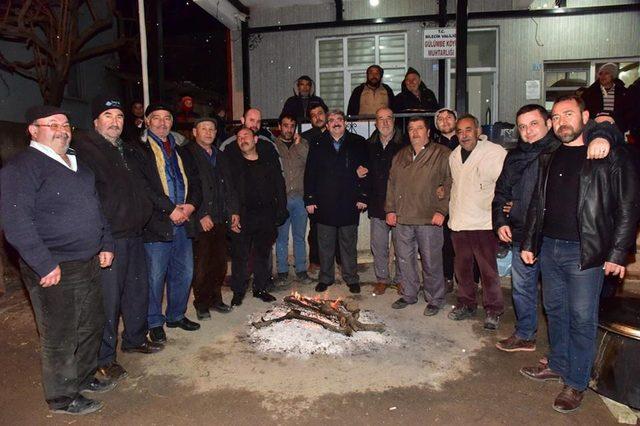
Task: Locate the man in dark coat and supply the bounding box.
[581,62,629,132]
[304,110,368,293]
[135,103,203,344]
[281,75,328,122]
[492,103,617,354]
[347,65,395,116]
[357,107,405,295]
[184,117,239,320]
[224,127,288,306]
[520,95,639,413]
[72,95,160,384]
[393,68,439,113]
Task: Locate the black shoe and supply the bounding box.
[211,301,232,313]
[231,292,245,307]
[391,298,412,309]
[423,304,440,316]
[148,326,167,344]
[166,317,201,331]
[50,395,104,416]
[315,282,332,292]
[80,378,117,394]
[97,362,128,381]
[295,271,314,285]
[275,272,289,284]
[121,339,164,354]
[253,290,277,302]
[348,283,361,294]
[196,308,211,321]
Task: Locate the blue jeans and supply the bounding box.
[276,196,308,274]
[144,226,194,328]
[511,242,541,341]
[539,237,603,391]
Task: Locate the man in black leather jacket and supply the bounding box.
[492,104,618,354]
[519,95,640,414]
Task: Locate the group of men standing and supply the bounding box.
[2,59,638,416]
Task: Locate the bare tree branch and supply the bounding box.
[72,37,128,64]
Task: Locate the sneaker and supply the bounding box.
[496,334,536,352]
[50,395,104,416]
[80,378,117,394]
[423,304,440,316]
[295,271,314,285]
[483,313,501,330]
[97,362,128,381]
[391,298,413,309]
[447,305,477,321]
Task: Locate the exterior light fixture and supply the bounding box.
[370,0,380,7]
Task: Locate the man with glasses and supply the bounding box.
[1,105,115,415]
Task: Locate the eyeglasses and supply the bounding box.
[33,123,74,131]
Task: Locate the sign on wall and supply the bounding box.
[423,28,456,59]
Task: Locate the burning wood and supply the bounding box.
[251,292,385,337]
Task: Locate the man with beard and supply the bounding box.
[448,114,507,330]
[301,101,328,146]
[1,105,115,415]
[225,127,288,305]
[72,95,161,384]
[304,110,368,294]
[385,116,451,315]
[274,113,313,285]
[356,107,405,295]
[347,65,395,116]
[219,108,277,150]
[432,108,459,293]
[136,103,202,344]
[281,75,328,122]
[519,95,639,413]
[493,104,616,353]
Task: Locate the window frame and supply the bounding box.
[315,32,408,112]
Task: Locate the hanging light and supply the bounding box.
[369,0,380,7]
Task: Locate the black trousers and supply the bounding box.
[98,236,149,366]
[231,224,276,294]
[192,225,228,310]
[21,257,104,409]
[308,216,341,265]
[442,218,455,281]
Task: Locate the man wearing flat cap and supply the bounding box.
[0,105,115,415]
[72,95,162,384]
[581,62,630,131]
[134,103,202,344]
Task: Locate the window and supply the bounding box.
[316,33,407,112]
[543,59,639,110]
[446,28,499,125]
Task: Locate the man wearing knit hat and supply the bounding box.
[582,62,629,131]
[72,95,162,384]
[1,105,115,414]
[393,68,439,113]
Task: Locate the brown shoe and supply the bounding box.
[373,282,387,295]
[98,361,128,381]
[553,385,584,413]
[519,365,562,382]
[496,334,536,352]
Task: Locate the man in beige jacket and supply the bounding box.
[385,116,452,316]
[448,114,507,330]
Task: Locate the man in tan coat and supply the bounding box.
[385,116,452,316]
[448,114,507,330]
